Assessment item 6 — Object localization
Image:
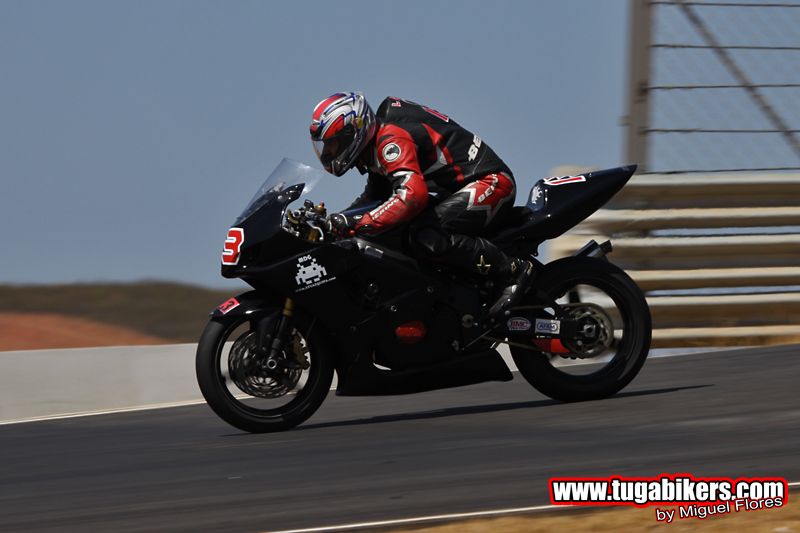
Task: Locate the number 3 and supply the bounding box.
[222,228,244,265]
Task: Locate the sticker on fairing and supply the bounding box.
[221,227,244,265]
[535,318,561,335]
[218,297,240,315]
[530,185,543,203]
[295,256,327,286]
[543,175,586,186]
[507,317,532,332]
[294,254,337,292]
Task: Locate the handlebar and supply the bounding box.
[284,200,332,242]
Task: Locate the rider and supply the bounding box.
[310,92,535,315]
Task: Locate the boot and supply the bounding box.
[488,258,537,317]
[410,230,536,316]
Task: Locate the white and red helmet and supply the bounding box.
[310,92,376,176]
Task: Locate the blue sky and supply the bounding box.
[0,0,629,287]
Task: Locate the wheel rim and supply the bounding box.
[214,317,320,417]
[521,275,638,378]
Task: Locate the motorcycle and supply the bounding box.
[196,158,651,432]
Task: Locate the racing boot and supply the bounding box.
[488,258,537,317]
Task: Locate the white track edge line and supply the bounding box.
[271,482,800,533]
[0,399,209,426]
[265,504,571,533]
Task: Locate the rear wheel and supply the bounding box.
[510,257,651,402]
[196,310,334,432]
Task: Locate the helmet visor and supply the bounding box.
[312,125,357,173]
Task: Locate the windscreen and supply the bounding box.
[235,158,329,224]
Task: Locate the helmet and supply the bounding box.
[310,92,376,176]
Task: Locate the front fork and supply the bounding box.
[262,298,295,370]
[260,219,322,370]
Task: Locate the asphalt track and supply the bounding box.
[1,344,799,532]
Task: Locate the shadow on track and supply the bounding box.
[291,384,712,431]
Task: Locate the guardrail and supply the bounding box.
[550,172,800,348]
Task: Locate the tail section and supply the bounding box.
[493,165,637,245]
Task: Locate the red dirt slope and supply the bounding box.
[0,313,171,351]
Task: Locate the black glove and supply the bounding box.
[326,213,357,237]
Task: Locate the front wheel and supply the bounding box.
[196,309,335,433]
[510,257,651,402]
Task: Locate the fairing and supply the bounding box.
[493,165,637,246]
[221,159,329,279]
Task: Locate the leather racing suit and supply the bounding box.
[348,97,518,280]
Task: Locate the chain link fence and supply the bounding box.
[631,0,800,173]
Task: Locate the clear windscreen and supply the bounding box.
[236,158,330,223]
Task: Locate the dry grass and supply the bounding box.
[396,498,798,532]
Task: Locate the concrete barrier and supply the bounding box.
[0,344,200,423]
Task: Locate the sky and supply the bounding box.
[0,0,629,288]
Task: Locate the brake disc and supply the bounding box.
[561,303,614,358]
[228,331,302,398]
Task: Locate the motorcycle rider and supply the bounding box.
[310,92,535,315]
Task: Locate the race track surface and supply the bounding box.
[1,345,798,532]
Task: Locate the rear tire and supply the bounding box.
[196,311,334,433]
[511,257,651,402]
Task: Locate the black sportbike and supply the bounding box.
[197,159,651,432]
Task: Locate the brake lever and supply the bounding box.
[305,220,326,242]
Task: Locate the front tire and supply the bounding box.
[196,311,335,433]
[511,257,651,402]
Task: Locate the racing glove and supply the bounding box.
[326,213,357,237]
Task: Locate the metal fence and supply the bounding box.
[547,1,800,348]
[627,0,800,173]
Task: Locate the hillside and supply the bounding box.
[0,281,241,345]
[0,313,171,351]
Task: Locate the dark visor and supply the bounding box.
[313,125,356,167]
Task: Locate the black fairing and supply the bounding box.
[221,183,306,279]
[210,290,280,319]
[334,349,513,396]
[493,165,636,246]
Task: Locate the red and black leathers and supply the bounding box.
[347,97,518,279]
[350,97,514,232]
